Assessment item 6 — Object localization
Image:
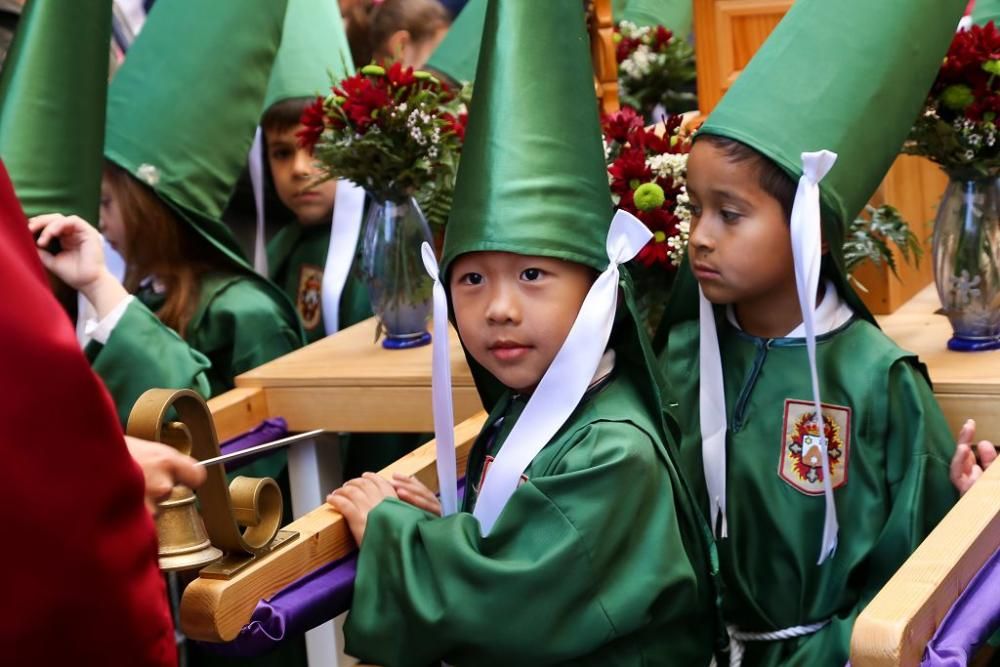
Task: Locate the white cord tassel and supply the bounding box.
[789,150,839,564]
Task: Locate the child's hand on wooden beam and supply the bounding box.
[950,419,998,496]
[391,473,442,516]
[327,472,399,545]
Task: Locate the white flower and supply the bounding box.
[647,153,688,181]
[136,163,160,187]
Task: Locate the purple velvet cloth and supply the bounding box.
[219,417,289,473]
[921,547,1000,666]
[202,478,467,656]
[202,554,358,658]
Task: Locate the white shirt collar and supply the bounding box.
[725,280,854,338]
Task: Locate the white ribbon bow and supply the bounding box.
[468,210,651,535]
[421,243,459,516]
[322,180,366,335]
[790,150,839,564]
[248,127,269,276]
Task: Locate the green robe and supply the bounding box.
[345,371,719,667]
[87,271,303,429]
[662,314,958,666]
[268,222,426,478]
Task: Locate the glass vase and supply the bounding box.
[360,195,433,349]
[932,175,1000,351]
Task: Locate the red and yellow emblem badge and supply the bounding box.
[778,399,851,496]
[296,264,324,331]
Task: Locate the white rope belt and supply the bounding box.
[727,619,831,667]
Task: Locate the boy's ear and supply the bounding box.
[385,30,411,62]
[820,239,830,255]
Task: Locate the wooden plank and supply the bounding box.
[263,385,483,433]
[850,460,1000,666]
[877,284,1000,393]
[235,317,473,389]
[180,411,488,643]
[207,387,270,442]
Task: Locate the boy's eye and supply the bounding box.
[270,148,293,160]
[99,197,111,208]
[686,203,702,218]
[459,272,483,285]
[720,209,742,223]
[520,268,543,281]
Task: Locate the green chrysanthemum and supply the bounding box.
[634,182,665,211]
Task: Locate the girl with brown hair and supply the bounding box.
[345,0,451,67]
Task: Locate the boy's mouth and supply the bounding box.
[691,261,722,281]
[488,339,532,362]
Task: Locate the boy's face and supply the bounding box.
[265,124,337,226]
[686,140,797,310]
[450,251,595,394]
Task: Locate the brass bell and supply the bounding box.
[155,485,223,572]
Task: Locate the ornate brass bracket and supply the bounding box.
[127,388,298,578]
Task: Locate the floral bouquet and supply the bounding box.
[603,107,691,333]
[615,21,697,121]
[904,21,1000,178]
[299,62,468,228]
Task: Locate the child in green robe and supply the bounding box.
[324,2,722,665]
[30,0,303,427]
[656,0,968,663]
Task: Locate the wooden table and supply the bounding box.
[208,317,481,441]
[877,284,1000,437]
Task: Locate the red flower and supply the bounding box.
[602,106,644,144]
[636,239,670,268]
[386,61,416,87]
[442,111,468,141]
[616,34,640,62]
[653,26,673,49]
[336,74,391,131]
[608,146,652,196]
[296,96,327,152]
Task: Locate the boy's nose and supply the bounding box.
[484,286,522,325]
[688,222,715,254]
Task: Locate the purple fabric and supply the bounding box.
[219,417,289,473]
[201,478,467,656]
[201,554,358,658]
[921,547,1000,666]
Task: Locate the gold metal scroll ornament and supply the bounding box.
[127,388,298,578]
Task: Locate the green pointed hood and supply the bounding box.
[679,0,966,327]
[425,0,487,86]
[619,0,693,39]
[263,0,354,111]
[0,0,112,223]
[442,0,612,277]
[973,0,1000,25]
[104,0,288,270]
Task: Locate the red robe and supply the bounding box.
[0,161,176,665]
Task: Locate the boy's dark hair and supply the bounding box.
[697,134,797,221]
[261,97,312,135]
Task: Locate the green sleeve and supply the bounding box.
[86,299,212,427]
[801,360,958,661]
[192,281,303,394]
[345,421,704,667]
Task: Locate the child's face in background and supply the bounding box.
[265,124,338,226]
[99,174,127,256]
[450,251,595,394]
[685,140,800,332]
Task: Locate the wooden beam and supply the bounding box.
[207,387,270,442]
[850,460,1000,665]
[180,411,488,643]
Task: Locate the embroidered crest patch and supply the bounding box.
[296,264,324,331]
[778,399,851,496]
[476,455,529,495]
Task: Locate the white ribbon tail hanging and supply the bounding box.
[322,180,366,335]
[421,243,459,516]
[472,210,652,535]
[248,126,269,276]
[789,149,839,564]
[698,285,729,538]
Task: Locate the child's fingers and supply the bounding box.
[949,443,973,482]
[396,487,442,516]
[957,419,976,447]
[977,440,998,469]
[362,472,398,499]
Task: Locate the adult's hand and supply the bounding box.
[125,435,207,515]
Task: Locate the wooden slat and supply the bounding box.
[850,461,1000,666]
[180,411,488,643]
[207,387,270,442]
[261,385,483,433]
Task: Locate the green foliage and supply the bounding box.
[843,204,923,280]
